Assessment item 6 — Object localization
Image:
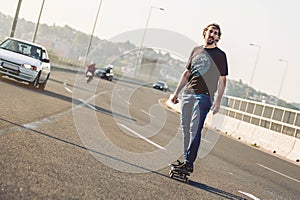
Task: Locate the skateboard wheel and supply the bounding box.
[170,173,174,178]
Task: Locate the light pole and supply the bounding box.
[277,59,288,105]
[136,6,164,68]
[83,0,103,67]
[246,43,261,98]
[10,0,22,37]
[140,6,164,50]
[32,0,45,42]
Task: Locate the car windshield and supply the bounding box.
[156,81,166,86]
[0,38,42,61]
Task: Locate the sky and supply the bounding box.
[1,0,300,103]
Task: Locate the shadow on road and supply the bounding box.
[1,117,246,200]
[0,76,134,122]
[189,180,247,200]
[49,77,108,92]
[40,89,135,122]
[0,117,159,174]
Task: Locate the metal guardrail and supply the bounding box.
[220,96,300,139]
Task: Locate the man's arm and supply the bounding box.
[171,69,190,104]
[212,75,227,114]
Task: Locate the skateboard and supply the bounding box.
[169,160,190,183]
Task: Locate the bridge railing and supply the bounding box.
[220,96,300,139]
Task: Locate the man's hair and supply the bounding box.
[203,23,222,39]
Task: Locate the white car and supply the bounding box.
[0,37,51,89]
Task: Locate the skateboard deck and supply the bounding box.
[169,162,190,183]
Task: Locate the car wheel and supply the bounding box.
[29,73,40,88]
[38,74,50,90]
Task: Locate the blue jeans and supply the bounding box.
[181,94,212,167]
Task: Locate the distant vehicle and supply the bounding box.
[0,37,51,89]
[86,71,94,83]
[85,62,96,84]
[153,81,168,92]
[95,65,114,81]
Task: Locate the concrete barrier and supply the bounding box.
[220,119,298,160]
[285,139,300,163]
[250,126,269,147]
[220,116,241,136]
[209,113,297,160]
[204,112,213,127]
[231,121,256,143]
[250,126,295,157]
[204,112,226,132]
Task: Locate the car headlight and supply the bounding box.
[23,64,32,69]
[23,64,37,71]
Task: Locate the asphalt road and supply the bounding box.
[1,69,300,200]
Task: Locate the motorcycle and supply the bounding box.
[86,71,93,83]
[85,63,96,84]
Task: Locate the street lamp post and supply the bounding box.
[32,0,45,42]
[277,59,288,105]
[236,43,261,129]
[136,6,164,68]
[140,6,164,50]
[10,0,22,37]
[83,0,103,67]
[246,43,261,98]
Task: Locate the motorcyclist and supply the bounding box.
[105,65,113,74]
[85,62,96,83]
[86,62,96,77]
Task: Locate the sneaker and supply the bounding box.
[170,160,184,167]
[175,163,193,174]
[185,165,193,173]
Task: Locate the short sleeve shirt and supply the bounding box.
[184,46,228,97]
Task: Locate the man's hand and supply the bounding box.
[170,94,179,104]
[212,101,220,114]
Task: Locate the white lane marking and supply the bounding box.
[201,139,212,143]
[23,118,51,129]
[0,91,109,135]
[63,80,73,93]
[116,88,131,105]
[63,80,72,93]
[238,191,260,200]
[1,109,70,136]
[78,98,97,111]
[64,87,72,93]
[227,171,240,179]
[117,123,166,150]
[257,163,300,183]
[140,109,154,118]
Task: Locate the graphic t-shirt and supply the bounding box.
[185,46,228,98]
